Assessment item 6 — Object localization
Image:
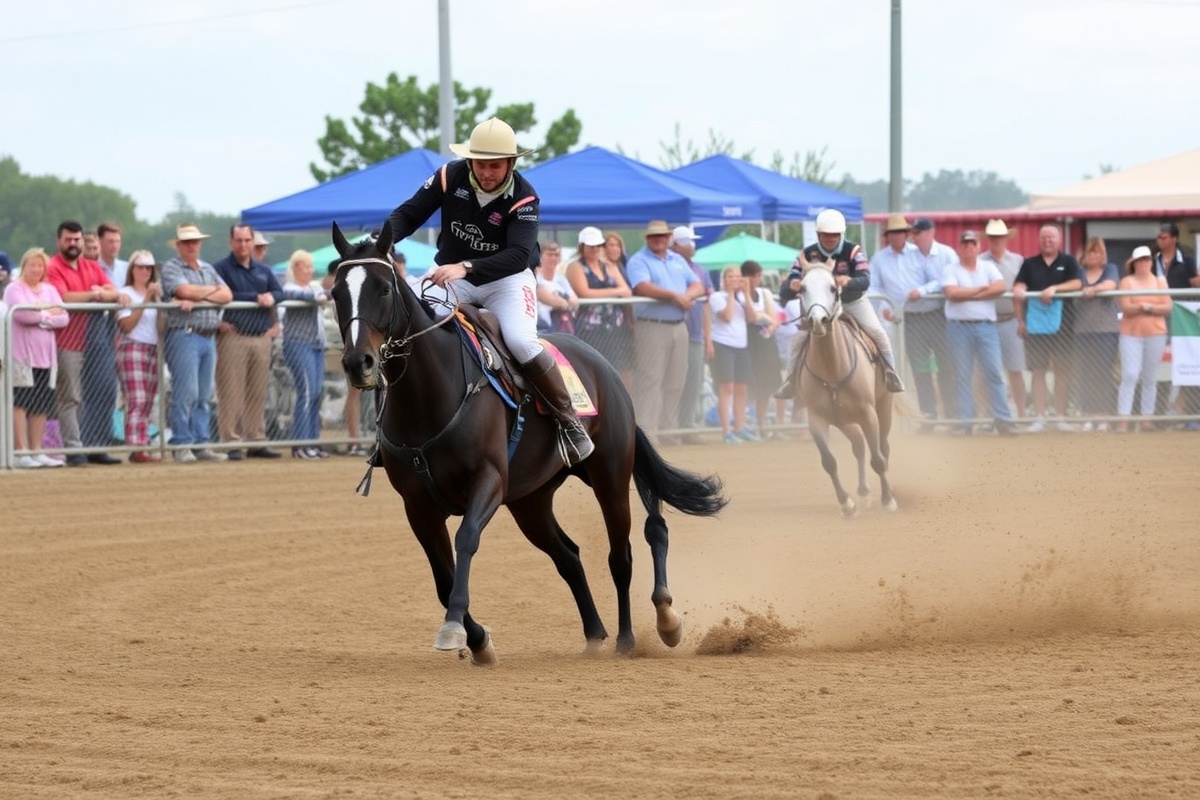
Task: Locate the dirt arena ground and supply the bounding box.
[2,429,1198,799]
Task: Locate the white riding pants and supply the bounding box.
[792,296,895,360]
[421,269,543,364]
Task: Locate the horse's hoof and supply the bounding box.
[615,633,636,656]
[582,638,605,658]
[882,497,899,512]
[840,500,858,518]
[434,621,468,651]
[656,604,684,648]
[470,633,498,668]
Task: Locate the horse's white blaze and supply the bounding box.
[344,266,367,347]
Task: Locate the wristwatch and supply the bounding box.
[462,260,473,274]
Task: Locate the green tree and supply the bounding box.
[0,155,149,256]
[905,169,1027,211]
[653,123,755,169]
[837,175,894,214]
[311,74,581,181]
[768,145,838,187]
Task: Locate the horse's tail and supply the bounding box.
[632,427,728,518]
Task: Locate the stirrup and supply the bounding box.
[884,369,905,393]
[557,420,595,466]
[773,379,796,401]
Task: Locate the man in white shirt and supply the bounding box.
[943,230,1017,436]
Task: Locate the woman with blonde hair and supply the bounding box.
[1073,237,1120,430]
[281,249,330,458]
[709,265,758,443]
[116,249,164,462]
[3,248,70,468]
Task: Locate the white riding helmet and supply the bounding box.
[815,209,847,234]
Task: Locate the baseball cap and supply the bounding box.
[910,217,934,232]
[959,230,979,243]
[670,226,702,246]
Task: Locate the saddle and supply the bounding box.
[837,315,881,364]
[453,305,596,416]
[454,305,524,399]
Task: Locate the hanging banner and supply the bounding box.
[1170,301,1200,386]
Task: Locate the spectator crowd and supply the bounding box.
[4,213,1199,468]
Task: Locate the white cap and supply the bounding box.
[670,226,702,246]
[1128,245,1153,264]
[578,226,605,247]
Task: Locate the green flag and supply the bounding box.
[1170,302,1200,386]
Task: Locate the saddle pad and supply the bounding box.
[540,340,598,417]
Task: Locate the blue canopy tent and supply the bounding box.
[671,155,862,223]
[242,148,450,232]
[520,146,764,227]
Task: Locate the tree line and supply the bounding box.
[1,74,1029,263]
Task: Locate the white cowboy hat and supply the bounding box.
[448,117,535,160]
[984,219,1012,237]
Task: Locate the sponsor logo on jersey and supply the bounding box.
[488,212,503,226]
[451,221,500,252]
[454,188,471,200]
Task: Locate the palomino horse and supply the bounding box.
[791,259,897,517]
[329,223,726,665]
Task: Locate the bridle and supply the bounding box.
[337,252,489,507]
[799,264,844,330]
[336,254,458,383]
[800,265,857,404]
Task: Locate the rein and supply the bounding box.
[342,254,526,509]
[336,256,459,385]
[801,277,858,408]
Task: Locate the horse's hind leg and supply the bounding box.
[845,423,871,503]
[583,461,639,653]
[865,405,898,513]
[644,511,683,648]
[507,489,609,651]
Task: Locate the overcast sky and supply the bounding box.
[4,0,1199,224]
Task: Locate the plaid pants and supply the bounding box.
[116,340,159,447]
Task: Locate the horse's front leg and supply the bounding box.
[406,501,494,663]
[435,471,505,653]
[810,417,855,517]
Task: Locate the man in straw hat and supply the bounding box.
[251,230,271,264]
[159,222,234,462]
[979,219,1028,418]
[386,117,593,465]
[625,220,706,443]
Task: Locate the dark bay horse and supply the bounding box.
[793,260,897,517]
[329,223,726,664]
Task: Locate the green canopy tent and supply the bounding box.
[691,232,800,271]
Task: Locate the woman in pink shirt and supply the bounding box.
[3,248,70,468]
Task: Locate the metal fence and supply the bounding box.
[1,300,370,470]
[5,289,1200,469]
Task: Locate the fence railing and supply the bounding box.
[4,288,1200,469]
